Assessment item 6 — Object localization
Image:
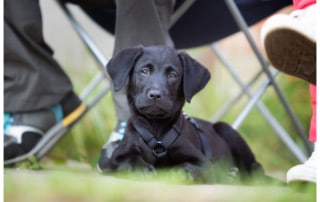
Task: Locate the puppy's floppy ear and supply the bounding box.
[106,46,143,91]
[178,52,211,103]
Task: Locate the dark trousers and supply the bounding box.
[4,0,74,112]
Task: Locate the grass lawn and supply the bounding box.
[4,164,316,202]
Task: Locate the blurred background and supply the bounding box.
[40,1,311,180]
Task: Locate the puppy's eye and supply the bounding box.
[140,67,150,76]
[168,71,178,78]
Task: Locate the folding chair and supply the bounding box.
[4,0,310,166]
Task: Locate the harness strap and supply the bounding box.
[186,116,213,159]
[132,115,184,159]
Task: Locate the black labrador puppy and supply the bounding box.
[102,45,264,182]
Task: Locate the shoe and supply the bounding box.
[97,121,127,173]
[286,143,317,184]
[261,5,316,84]
[4,92,81,161]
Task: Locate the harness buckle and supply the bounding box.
[152,141,167,158]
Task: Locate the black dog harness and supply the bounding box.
[132,114,212,160]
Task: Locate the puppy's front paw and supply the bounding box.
[182,163,203,181]
[97,156,115,173]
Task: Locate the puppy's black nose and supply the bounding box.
[148,89,161,100]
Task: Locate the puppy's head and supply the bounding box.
[107,45,210,119]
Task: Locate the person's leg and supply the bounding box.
[111,0,174,121]
[308,85,316,143]
[286,84,317,184]
[4,0,81,160]
[261,0,317,184]
[97,0,175,172]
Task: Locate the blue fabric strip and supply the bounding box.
[4,113,13,134]
[49,105,64,123]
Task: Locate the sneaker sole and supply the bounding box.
[286,164,316,184]
[287,173,316,184]
[264,28,316,84]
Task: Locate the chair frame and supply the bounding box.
[4,0,310,166]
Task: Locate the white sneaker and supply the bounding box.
[286,143,317,184]
[261,4,316,84]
